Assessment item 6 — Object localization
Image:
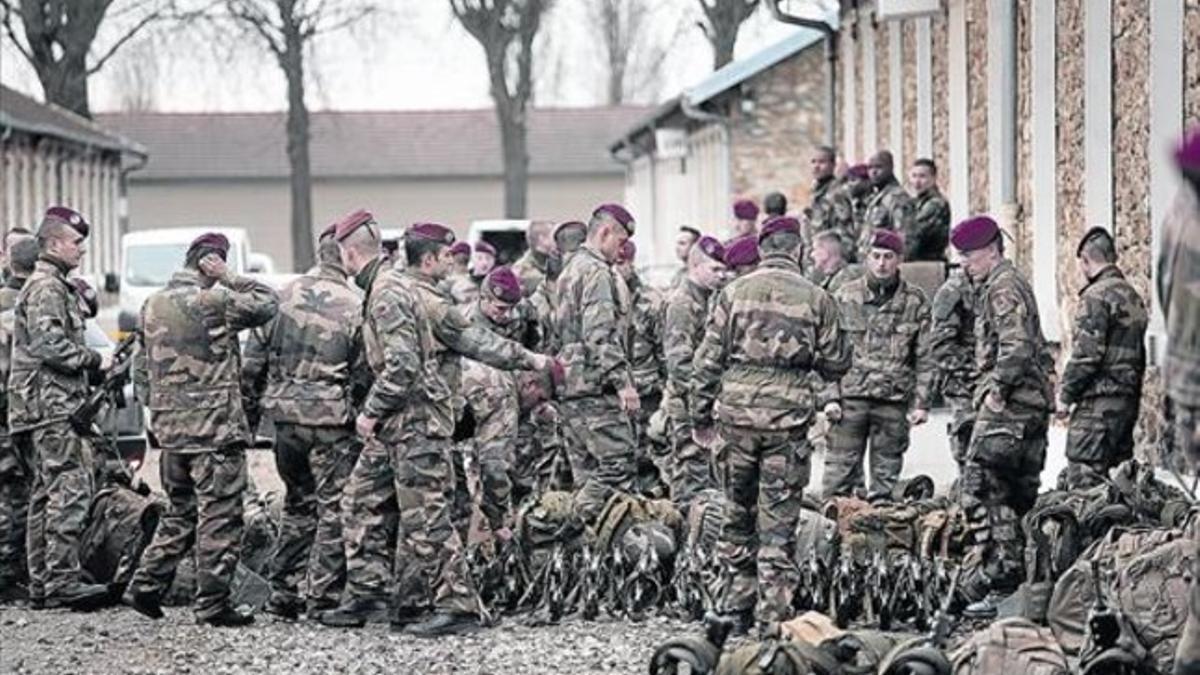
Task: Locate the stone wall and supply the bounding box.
[854,10,866,160]
[1055,0,1086,320]
[931,12,951,205]
[966,0,989,216]
[728,43,827,209]
[876,19,891,154]
[902,21,918,166]
[1189,0,1200,124]
[1013,0,1033,277]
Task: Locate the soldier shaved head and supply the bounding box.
[811,231,846,275]
[317,237,342,266]
[338,223,381,275]
[527,220,554,255]
[8,237,37,276]
[555,223,587,255]
[869,150,895,186]
[760,230,802,257]
[1079,230,1117,264]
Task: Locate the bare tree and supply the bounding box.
[220,0,376,271]
[0,0,182,117]
[697,0,758,71]
[110,35,160,112]
[451,0,553,219]
[590,0,681,105]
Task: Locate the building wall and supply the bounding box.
[125,173,625,270]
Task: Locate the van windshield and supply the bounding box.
[125,243,241,286]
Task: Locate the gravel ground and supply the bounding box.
[0,604,695,674]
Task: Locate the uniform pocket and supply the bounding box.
[967,418,1023,469]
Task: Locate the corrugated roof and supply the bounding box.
[0,84,145,155]
[98,106,653,181]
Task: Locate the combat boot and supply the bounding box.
[122,588,164,620]
[317,597,388,628]
[389,606,431,632]
[405,611,481,637]
[263,595,302,621]
[43,582,110,611]
[0,578,29,603]
[199,606,255,627]
[1176,611,1200,674]
[962,592,1005,620]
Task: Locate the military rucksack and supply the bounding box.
[80,485,163,590]
[714,639,842,675]
[949,617,1070,675]
[517,490,583,553]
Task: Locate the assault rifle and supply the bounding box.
[70,330,138,436]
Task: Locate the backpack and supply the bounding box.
[1112,535,1194,672]
[714,639,842,675]
[949,618,1070,675]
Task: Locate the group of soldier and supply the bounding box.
[1,125,1199,669]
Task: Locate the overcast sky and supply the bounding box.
[1,1,811,114]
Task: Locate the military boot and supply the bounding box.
[405,611,481,637]
[1176,610,1200,675]
[199,606,255,627]
[43,582,110,611]
[0,578,29,603]
[122,588,164,620]
[263,594,302,621]
[389,606,431,632]
[962,592,1005,620]
[317,597,388,628]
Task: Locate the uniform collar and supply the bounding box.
[684,277,710,302]
[983,258,1015,287]
[317,261,348,281]
[580,242,608,264]
[760,253,802,273]
[168,268,207,288]
[354,255,385,292]
[1081,264,1123,293]
[36,255,72,277]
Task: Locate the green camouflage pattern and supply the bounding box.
[809,262,864,295]
[1063,395,1138,485]
[460,325,521,531]
[527,278,559,355]
[931,269,978,463]
[559,396,638,527]
[25,427,96,598]
[692,254,851,431]
[1060,266,1148,404]
[555,244,634,399]
[0,276,28,585]
[974,259,1054,413]
[1159,184,1200,408]
[137,270,278,450]
[807,176,861,262]
[511,249,548,298]
[243,262,367,428]
[661,278,714,501]
[905,187,951,261]
[625,273,665,398]
[861,179,914,238]
[441,271,480,306]
[822,399,911,499]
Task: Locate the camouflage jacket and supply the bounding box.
[528,280,559,355]
[361,268,537,440]
[1159,184,1200,408]
[626,274,665,397]
[442,271,480,306]
[466,301,539,348]
[243,262,367,427]
[929,269,978,400]
[462,309,521,528]
[662,278,710,424]
[692,254,852,430]
[0,275,25,431]
[555,244,633,399]
[906,187,950,261]
[512,250,549,298]
[974,259,1054,413]
[137,269,279,450]
[810,263,864,295]
[808,177,861,262]
[1060,266,1148,404]
[828,275,934,408]
[862,178,914,238]
[7,258,103,431]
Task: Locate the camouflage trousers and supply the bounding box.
[666,417,713,505]
[822,399,910,500]
[713,423,812,624]
[267,423,360,611]
[959,407,1048,598]
[513,408,565,503]
[25,424,97,599]
[0,434,31,586]
[341,433,478,615]
[1062,395,1139,489]
[128,448,247,620]
[1177,405,1200,670]
[558,396,638,527]
[945,395,976,467]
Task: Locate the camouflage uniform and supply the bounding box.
[8,258,103,601]
[809,262,864,295]
[661,278,714,502]
[242,260,366,612]
[807,176,860,263]
[962,259,1054,598]
[860,178,914,258]
[692,253,851,623]
[555,243,638,526]
[625,272,665,440]
[906,187,951,261]
[511,249,548,298]
[1060,265,1147,487]
[930,269,978,464]
[442,271,480,306]
[127,269,278,619]
[0,274,30,591]
[341,268,538,615]
[822,275,934,499]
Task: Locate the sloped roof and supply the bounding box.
[98,106,653,181]
[0,84,145,155]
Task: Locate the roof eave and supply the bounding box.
[0,110,148,158]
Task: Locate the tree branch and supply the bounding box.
[0,0,34,63]
[87,8,164,74]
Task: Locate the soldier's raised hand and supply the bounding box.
[617,384,640,415]
[823,402,843,423]
[198,253,230,282]
[907,408,928,426]
[355,412,377,440]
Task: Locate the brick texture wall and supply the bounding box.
[931,12,951,205]
[1189,0,1200,124]
[966,0,989,216]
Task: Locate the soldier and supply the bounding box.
[123,232,278,626]
[554,220,588,261]
[692,215,851,631]
[9,207,111,611]
[930,266,978,466]
[732,199,760,238]
[442,241,476,305]
[1,227,32,282]
[764,191,788,218]
[615,240,664,428]
[861,151,914,257]
[808,230,863,294]
[0,235,36,600]
[555,203,640,527]
[320,215,547,635]
[1168,127,1200,675]
[905,158,951,261]
[242,224,367,620]
[723,236,761,278]
[1057,227,1148,489]
[661,235,725,503]
[512,220,555,297]
[950,215,1054,618]
[670,226,701,290]
[814,163,868,263]
[821,229,933,500]
[473,241,497,278]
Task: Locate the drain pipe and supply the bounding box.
[769,0,838,149]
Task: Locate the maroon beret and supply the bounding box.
[696,235,725,262]
[318,222,338,242]
[485,266,523,303]
[449,241,472,257]
[618,239,637,263]
[333,209,376,242]
[845,163,871,180]
[869,228,905,255]
[407,222,456,245]
[679,226,701,240]
[593,203,636,235]
[40,206,89,238]
[724,236,761,268]
[187,232,230,259]
[733,199,759,221]
[950,215,1001,252]
[474,240,497,257]
[757,215,802,243]
[1176,126,1200,172]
